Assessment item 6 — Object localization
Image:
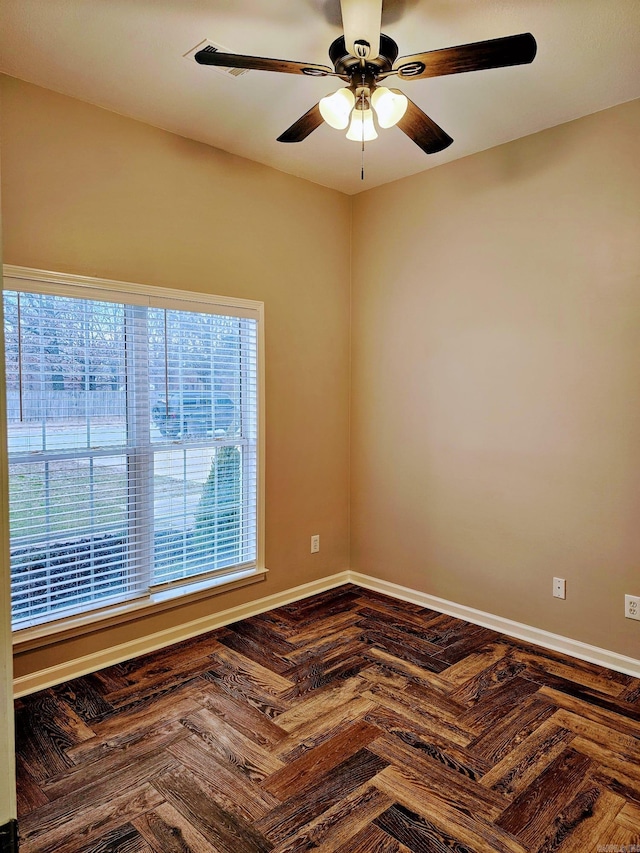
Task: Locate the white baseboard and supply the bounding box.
[350,571,640,679]
[13,571,350,697]
[14,568,640,696]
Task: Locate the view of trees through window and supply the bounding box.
[4,289,258,629]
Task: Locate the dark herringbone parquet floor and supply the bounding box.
[14,584,640,852]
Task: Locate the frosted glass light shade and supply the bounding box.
[346,108,378,142]
[319,88,356,129]
[371,87,408,128]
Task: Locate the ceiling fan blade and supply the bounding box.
[396,96,453,154]
[194,48,335,77]
[277,104,324,143]
[394,33,537,80]
[340,0,383,60]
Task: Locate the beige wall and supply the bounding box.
[0,75,352,679]
[351,99,640,658]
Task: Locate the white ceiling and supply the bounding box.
[1,0,639,195]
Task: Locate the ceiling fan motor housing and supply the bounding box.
[329,34,399,78]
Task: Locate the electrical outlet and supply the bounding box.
[625,595,640,621]
[553,577,566,599]
[310,535,320,554]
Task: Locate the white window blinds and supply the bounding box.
[4,277,261,631]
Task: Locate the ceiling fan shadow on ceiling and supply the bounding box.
[194,0,536,165]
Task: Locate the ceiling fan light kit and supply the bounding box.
[194,0,537,171]
[320,83,406,137]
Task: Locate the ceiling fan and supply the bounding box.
[194,0,536,157]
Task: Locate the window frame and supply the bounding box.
[3,265,266,649]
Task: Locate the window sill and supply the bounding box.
[13,566,269,653]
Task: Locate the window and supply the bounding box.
[3,268,263,632]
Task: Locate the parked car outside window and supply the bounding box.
[152,393,235,438]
